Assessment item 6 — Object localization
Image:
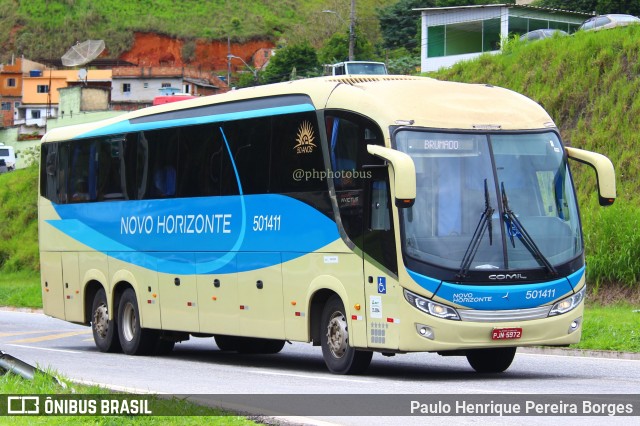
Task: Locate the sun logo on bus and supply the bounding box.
[294,120,317,154]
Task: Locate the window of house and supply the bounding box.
[31,110,41,119]
[143,83,149,89]
[1,103,10,111]
[122,83,131,93]
[161,83,171,88]
[37,85,49,93]
[7,78,16,87]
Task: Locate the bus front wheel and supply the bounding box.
[466,347,516,373]
[117,288,157,355]
[91,288,121,353]
[320,295,372,374]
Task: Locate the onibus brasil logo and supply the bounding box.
[294,120,316,154]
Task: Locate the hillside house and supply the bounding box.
[111,66,228,111]
[16,69,111,127]
[0,58,46,128]
[416,4,592,72]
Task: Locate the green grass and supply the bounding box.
[0,167,39,274]
[0,370,256,424]
[574,303,640,352]
[0,271,41,308]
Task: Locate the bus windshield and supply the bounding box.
[345,62,387,75]
[396,130,582,277]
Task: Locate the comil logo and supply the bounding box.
[294,120,316,154]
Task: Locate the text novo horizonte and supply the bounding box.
[120,213,232,235]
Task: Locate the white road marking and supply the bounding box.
[246,369,372,383]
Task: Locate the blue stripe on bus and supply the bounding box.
[46,194,340,274]
[436,277,575,310]
[407,269,441,294]
[566,266,585,290]
[408,267,585,310]
[75,104,316,139]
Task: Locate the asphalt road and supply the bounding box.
[1,308,639,425]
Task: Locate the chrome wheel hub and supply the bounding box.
[326,311,348,358]
[93,303,109,339]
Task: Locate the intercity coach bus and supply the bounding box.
[38,75,615,374]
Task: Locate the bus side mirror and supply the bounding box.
[366,145,416,208]
[565,146,616,206]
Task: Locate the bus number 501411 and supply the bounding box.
[252,215,281,232]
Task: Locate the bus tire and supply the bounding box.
[117,288,157,355]
[91,288,121,353]
[321,295,372,374]
[466,347,516,373]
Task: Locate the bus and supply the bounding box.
[38,75,615,374]
[326,61,388,76]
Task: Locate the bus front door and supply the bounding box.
[363,173,400,350]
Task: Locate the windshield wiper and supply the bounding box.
[501,182,558,276]
[457,179,494,278]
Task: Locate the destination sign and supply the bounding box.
[407,138,477,154]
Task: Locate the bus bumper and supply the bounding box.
[396,302,584,352]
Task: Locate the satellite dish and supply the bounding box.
[61,40,105,67]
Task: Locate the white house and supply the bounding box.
[416,4,592,72]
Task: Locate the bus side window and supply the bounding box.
[220,117,270,195]
[68,141,96,203]
[97,138,125,200]
[270,112,325,193]
[140,129,179,199]
[41,143,60,203]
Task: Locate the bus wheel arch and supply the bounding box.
[309,289,336,346]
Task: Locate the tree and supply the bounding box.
[377,0,510,52]
[378,0,430,51]
[318,32,378,64]
[261,42,321,84]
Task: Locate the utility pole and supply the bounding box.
[349,0,356,61]
[323,1,356,61]
[226,36,231,87]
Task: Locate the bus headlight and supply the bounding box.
[548,286,585,317]
[404,289,460,320]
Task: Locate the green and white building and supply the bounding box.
[416,4,592,72]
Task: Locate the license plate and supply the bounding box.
[491,327,522,340]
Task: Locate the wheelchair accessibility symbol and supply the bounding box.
[377,277,386,294]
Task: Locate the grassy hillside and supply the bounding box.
[430,26,640,288]
[0,0,387,62]
[0,166,38,273]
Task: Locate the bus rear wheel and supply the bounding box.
[466,347,516,373]
[117,288,157,355]
[321,295,372,374]
[91,288,121,353]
